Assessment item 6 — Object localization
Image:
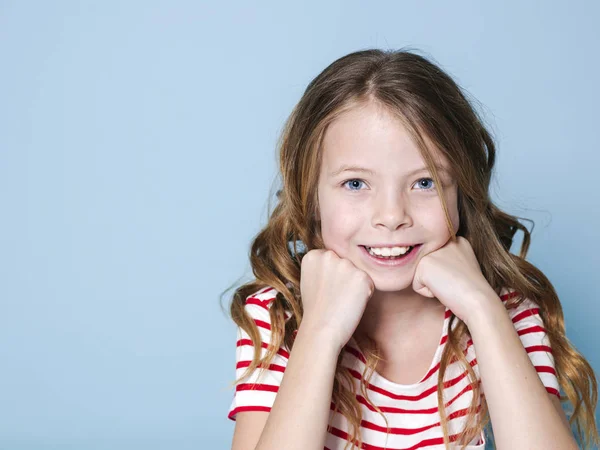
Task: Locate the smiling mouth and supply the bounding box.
[361,244,420,259]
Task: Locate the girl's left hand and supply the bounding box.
[412,236,499,325]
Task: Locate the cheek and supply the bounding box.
[319,203,362,247]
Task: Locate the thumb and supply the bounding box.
[414,285,435,298]
[412,272,435,298]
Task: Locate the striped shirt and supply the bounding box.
[228,286,560,449]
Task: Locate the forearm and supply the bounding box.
[466,294,577,450]
[255,324,341,450]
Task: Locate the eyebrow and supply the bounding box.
[330,164,451,178]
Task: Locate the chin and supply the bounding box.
[370,274,414,293]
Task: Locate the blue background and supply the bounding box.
[1,1,598,448]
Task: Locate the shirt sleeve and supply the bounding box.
[227,287,290,421]
[504,292,561,399]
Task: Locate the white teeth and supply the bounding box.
[366,246,412,256]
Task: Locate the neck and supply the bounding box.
[355,286,445,348]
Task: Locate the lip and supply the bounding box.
[360,244,422,267]
[364,243,418,249]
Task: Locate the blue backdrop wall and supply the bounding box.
[1,1,598,448]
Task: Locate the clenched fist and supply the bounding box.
[299,249,375,351]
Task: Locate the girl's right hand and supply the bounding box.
[299,248,375,351]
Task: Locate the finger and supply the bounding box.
[415,286,435,298]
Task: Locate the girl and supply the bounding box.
[223,49,598,450]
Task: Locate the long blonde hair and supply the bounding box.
[222,48,599,449]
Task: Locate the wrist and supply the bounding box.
[295,321,345,356]
[463,290,506,330]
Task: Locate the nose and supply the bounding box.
[371,189,413,231]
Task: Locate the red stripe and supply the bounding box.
[236,360,286,373]
[359,404,483,435]
[526,344,553,354]
[518,325,546,336]
[236,383,279,393]
[354,380,481,415]
[254,319,271,330]
[228,405,271,421]
[512,308,540,323]
[534,365,557,375]
[236,338,290,359]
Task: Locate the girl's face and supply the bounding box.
[317,102,460,292]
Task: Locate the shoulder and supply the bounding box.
[244,285,279,311]
[498,287,543,318]
[242,285,292,323]
[497,287,551,342]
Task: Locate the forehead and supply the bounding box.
[321,102,448,172]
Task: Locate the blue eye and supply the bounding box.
[342,179,365,191]
[415,178,436,190]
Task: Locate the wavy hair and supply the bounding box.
[222,48,599,449]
